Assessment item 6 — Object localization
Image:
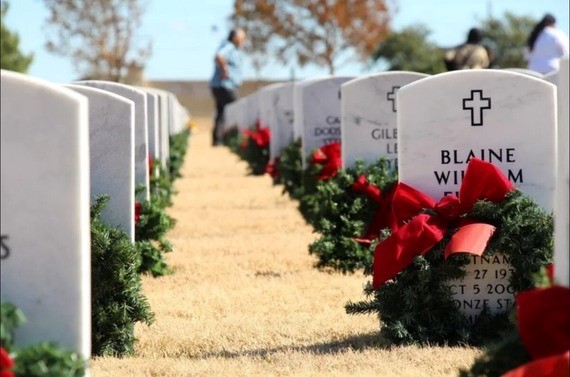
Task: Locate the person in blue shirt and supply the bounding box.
[210,28,246,146]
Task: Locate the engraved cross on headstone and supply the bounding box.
[387,86,400,112]
[463,89,491,126]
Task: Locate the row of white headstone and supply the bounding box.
[224,60,569,322]
[0,70,191,360]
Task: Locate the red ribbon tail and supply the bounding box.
[444,223,496,259]
[354,238,372,246]
[372,214,445,289]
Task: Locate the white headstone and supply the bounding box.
[143,90,160,162]
[398,70,557,322]
[258,82,285,128]
[555,57,569,287]
[66,85,135,242]
[173,98,189,134]
[341,71,428,169]
[76,80,150,200]
[293,76,329,140]
[268,82,295,160]
[1,70,91,357]
[149,88,171,170]
[235,97,250,132]
[224,100,239,132]
[299,76,355,167]
[166,92,178,136]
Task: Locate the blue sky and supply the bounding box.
[4,0,569,84]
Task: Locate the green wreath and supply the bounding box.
[222,126,241,154]
[346,189,553,346]
[237,127,270,176]
[307,159,397,273]
[277,138,304,200]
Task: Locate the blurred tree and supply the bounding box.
[1,1,33,72]
[231,0,394,75]
[480,12,537,68]
[43,0,151,82]
[371,25,446,74]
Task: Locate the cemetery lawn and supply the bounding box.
[91,118,481,377]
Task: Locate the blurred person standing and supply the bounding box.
[526,13,569,74]
[444,28,492,70]
[210,28,247,146]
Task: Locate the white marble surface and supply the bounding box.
[173,98,189,134]
[543,70,558,85]
[233,97,250,132]
[398,69,557,319]
[293,77,328,140]
[224,101,239,131]
[245,91,260,129]
[141,87,170,169]
[504,68,544,78]
[166,92,176,135]
[300,76,355,167]
[157,89,171,169]
[268,83,295,159]
[0,70,91,357]
[341,72,428,169]
[143,90,160,161]
[76,80,150,200]
[555,57,569,287]
[66,84,135,242]
[258,82,285,128]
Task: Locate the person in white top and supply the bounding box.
[526,14,570,74]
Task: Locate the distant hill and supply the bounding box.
[148,80,285,118]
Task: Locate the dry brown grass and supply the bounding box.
[91,118,482,377]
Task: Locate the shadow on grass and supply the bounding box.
[191,332,393,360]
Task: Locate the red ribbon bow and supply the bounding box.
[311,142,341,181]
[265,157,280,178]
[372,158,515,289]
[135,201,142,225]
[351,175,397,244]
[251,126,270,148]
[0,347,14,377]
[502,285,570,376]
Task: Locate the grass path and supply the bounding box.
[91,118,481,376]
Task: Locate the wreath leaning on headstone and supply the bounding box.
[222,126,241,154]
[237,122,271,176]
[168,129,191,180]
[346,158,553,346]
[277,138,304,200]
[308,158,397,273]
[297,142,343,225]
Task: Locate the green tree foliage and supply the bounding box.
[0,1,33,72]
[480,12,537,68]
[371,13,537,73]
[371,25,446,75]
